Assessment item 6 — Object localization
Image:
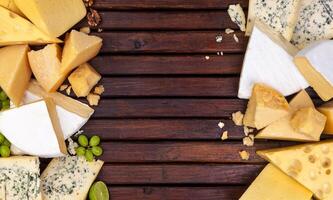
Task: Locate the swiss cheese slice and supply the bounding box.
[240,164,313,200]
[41,156,103,200]
[257,141,333,199]
[318,101,333,135]
[0,6,61,46]
[239,21,308,99]
[294,40,333,101]
[0,99,67,157]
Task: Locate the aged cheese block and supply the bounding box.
[28,44,67,92]
[289,90,314,111]
[0,0,23,15]
[240,164,313,200]
[318,101,333,135]
[0,99,67,157]
[238,21,308,99]
[61,30,103,76]
[0,45,31,106]
[294,40,333,101]
[243,83,290,129]
[69,63,101,97]
[41,156,103,200]
[246,0,302,41]
[0,6,61,46]
[14,0,86,37]
[258,141,333,199]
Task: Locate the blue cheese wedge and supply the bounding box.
[239,21,309,99]
[0,156,42,200]
[41,156,103,200]
[246,0,302,41]
[291,0,333,49]
[227,4,246,31]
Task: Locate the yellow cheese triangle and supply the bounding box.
[0,6,61,46]
[257,141,333,199]
[318,101,333,135]
[240,164,313,200]
[0,0,24,16]
[0,45,31,106]
[289,90,314,111]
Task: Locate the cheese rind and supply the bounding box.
[239,22,308,99]
[318,101,333,135]
[240,164,313,200]
[41,156,103,200]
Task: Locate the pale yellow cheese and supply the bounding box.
[240,164,313,200]
[28,44,67,92]
[0,0,24,15]
[257,140,333,199]
[14,0,86,37]
[0,6,61,46]
[68,63,101,97]
[318,101,333,135]
[61,30,103,76]
[289,90,314,111]
[0,45,31,106]
[243,83,289,129]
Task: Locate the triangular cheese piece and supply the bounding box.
[0,6,61,46]
[294,40,333,101]
[318,101,333,135]
[0,99,67,157]
[257,140,333,200]
[289,90,314,111]
[238,21,309,99]
[240,164,313,200]
[0,45,31,106]
[0,0,24,16]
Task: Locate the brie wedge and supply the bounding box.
[238,21,309,99]
[0,99,67,157]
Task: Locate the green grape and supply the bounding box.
[75,147,86,156]
[2,139,10,147]
[0,133,4,145]
[0,145,10,157]
[91,146,103,156]
[1,100,10,110]
[89,136,100,147]
[78,135,89,147]
[85,149,94,162]
[0,91,7,101]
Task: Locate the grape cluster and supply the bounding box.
[76,135,103,162]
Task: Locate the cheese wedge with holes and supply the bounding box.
[0,45,31,106]
[0,99,67,157]
[239,21,309,99]
[41,156,103,200]
[0,6,61,46]
[294,40,333,101]
[14,0,86,37]
[0,0,24,15]
[240,164,313,200]
[258,141,333,200]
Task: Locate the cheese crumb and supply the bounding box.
[221,131,228,140]
[98,28,103,32]
[233,34,239,43]
[79,26,91,34]
[218,121,225,129]
[67,137,79,155]
[243,126,254,136]
[232,111,243,126]
[227,4,246,31]
[87,93,100,106]
[239,150,250,160]
[66,86,72,95]
[243,134,254,146]
[216,35,223,43]
[217,51,224,56]
[205,56,210,60]
[225,28,235,34]
[59,84,68,91]
[94,85,105,95]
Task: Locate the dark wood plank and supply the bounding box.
[97,31,247,53]
[98,164,263,184]
[91,55,243,75]
[109,186,246,200]
[94,0,248,10]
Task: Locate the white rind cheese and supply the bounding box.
[238,22,308,99]
[41,156,103,200]
[291,0,333,49]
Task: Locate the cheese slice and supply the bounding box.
[0,0,24,15]
[0,156,42,199]
[41,156,103,200]
[0,6,61,46]
[240,164,313,200]
[318,101,333,135]
[257,140,333,199]
[294,40,333,101]
[238,21,309,99]
[0,45,31,106]
[0,99,67,157]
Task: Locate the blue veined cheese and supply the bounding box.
[246,0,302,41]
[228,4,246,31]
[0,156,42,200]
[41,156,103,200]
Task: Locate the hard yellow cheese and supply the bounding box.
[243,83,289,129]
[61,30,103,76]
[0,6,61,46]
[240,164,313,200]
[258,140,333,199]
[68,63,101,97]
[14,0,86,37]
[318,101,333,134]
[0,45,31,106]
[28,44,67,92]
[0,0,24,15]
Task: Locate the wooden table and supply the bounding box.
[82,0,284,199]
